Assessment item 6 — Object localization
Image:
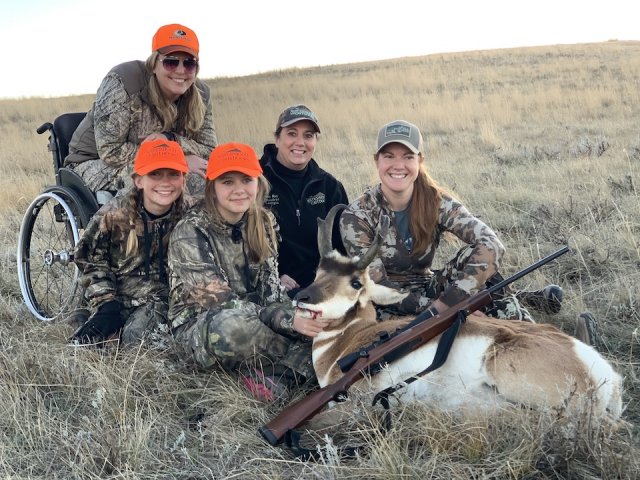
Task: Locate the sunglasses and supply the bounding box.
[160,56,198,74]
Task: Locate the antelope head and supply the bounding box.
[294,205,408,322]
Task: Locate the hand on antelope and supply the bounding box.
[292,308,329,338]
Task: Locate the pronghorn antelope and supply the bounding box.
[294,206,622,419]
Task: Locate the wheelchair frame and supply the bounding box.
[16,112,100,321]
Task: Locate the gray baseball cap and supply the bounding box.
[276,104,321,133]
[376,120,423,154]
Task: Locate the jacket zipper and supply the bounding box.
[264,159,321,227]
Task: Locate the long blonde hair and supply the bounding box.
[204,175,277,263]
[145,52,206,135]
[124,176,187,257]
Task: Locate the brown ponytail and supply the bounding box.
[409,163,446,255]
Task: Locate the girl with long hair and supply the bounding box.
[168,143,326,401]
[71,139,189,344]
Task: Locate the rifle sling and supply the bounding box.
[373,309,467,430]
[284,428,360,461]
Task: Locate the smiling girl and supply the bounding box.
[71,139,189,345]
[168,142,325,401]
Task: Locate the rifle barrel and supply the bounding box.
[488,246,569,294]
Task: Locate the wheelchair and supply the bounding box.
[16,113,100,322]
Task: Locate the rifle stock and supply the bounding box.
[259,246,569,446]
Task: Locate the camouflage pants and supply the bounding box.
[120,298,169,346]
[172,304,315,384]
[66,297,169,346]
[72,158,205,196]
[383,246,533,322]
[72,158,130,192]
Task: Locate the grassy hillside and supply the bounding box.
[0,41,638,478]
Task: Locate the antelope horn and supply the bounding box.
[317,204,348,258]
[355,214,389,270]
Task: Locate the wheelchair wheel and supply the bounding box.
[17,191,81,321]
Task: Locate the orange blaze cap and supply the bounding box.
[133,139,189,176]
[206,142,263,180]
[152,24,199,59]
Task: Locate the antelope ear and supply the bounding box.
[369,282,410,305]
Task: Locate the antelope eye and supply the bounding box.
[350,279,363,290]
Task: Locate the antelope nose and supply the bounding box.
[294,292,309,303]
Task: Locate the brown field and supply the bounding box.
[0,41,638,478]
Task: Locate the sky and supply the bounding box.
[1,0,637,99]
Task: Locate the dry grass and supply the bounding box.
[0,41,639,478]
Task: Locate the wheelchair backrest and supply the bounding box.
[41,112,86,172]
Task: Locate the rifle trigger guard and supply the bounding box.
[333,391,349,402]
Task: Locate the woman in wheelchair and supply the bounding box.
[64,23,216,199]
[70,140,189,345]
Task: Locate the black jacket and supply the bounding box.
[260,144,349,290]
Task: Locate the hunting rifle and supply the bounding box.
[259,246,570,447]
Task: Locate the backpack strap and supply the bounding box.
[372,309,468,431]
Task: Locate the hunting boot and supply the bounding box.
[517,284,563,314]
[64,307,90,329]
[574,311,599,348]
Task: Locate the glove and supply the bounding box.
[70,300,125,344]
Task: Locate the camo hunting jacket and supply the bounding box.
[339,184,505,308]
[66,61,217,175]
[168,203,292,331]
[74,195,181,310]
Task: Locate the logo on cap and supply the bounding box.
[289,107,313,118]
[152,143,173,154]
[277,104,321,132]
[385,124,411,138]
[133,139,189,175]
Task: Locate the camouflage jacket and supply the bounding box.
[339,184,505,308]
[74,195,181,310]
[66,61,217,177]
[168,202,294,332]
